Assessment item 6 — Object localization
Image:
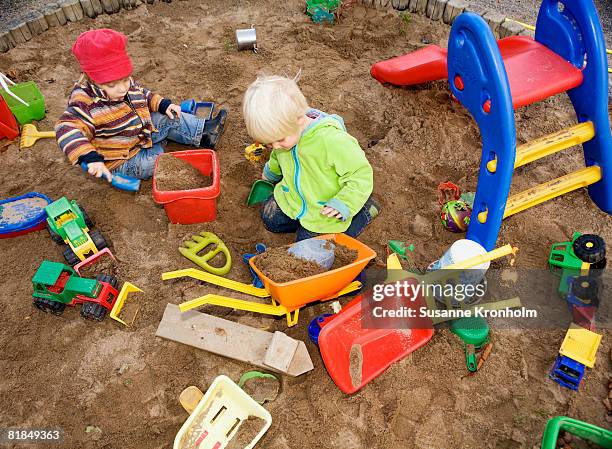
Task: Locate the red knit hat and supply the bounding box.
[72,29,133,84]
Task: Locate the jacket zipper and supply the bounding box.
[292,145,307,220]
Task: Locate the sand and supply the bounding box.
[0,196,48,225]
[155,154,212,192]
[241,376,280,404]
[349,344,364,388]
[253,242,358,283]
[225,416,267,449]
[0,1,611,448]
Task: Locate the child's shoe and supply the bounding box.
[200,109,228,149]
[365,196,381,220]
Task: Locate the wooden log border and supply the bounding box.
[363,0,529,37]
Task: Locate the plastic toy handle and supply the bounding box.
[237,371,280,404]
[465,344,477,372]
[540,416,612,449]
[179,232,232,276]
[445,244,516,270]
[179,386,204,414]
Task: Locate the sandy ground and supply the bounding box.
[0,1,611,448]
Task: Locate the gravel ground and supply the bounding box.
[469,0,611,46]
[1,0,48,23]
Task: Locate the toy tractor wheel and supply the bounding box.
[48,300,66,316]
[46,222,63,244]
[81,208,94,229]
[32,297,66,315]
[81,302,107,321]
[589,257,607,277]
[96,274,119,290]
[63,246,80,266]
[573,234,606,264]
[569,276,600,307]
[32,297,48,313]
[90,230,108,250]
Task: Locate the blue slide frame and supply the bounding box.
[447,0,611,250]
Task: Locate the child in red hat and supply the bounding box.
[55,28,227,181]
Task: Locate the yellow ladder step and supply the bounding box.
[503,165,602,218]
[487,122,595,172]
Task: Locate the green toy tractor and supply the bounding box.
[45,197,109,266]
[32,260,119,321]
[548,232,606,298]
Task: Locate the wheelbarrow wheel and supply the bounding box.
[96,273,119,290]
[90,230,108,251]
[80,208,94,229]
[81,302,107,321]
[63,246,80,266]
[573,234,606,264]
[46,222,63,244]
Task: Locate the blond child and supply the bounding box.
[56,28,227,181]
[243,74,379,241]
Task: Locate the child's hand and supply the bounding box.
[166,104,182,119]
[320,206,343,220]
[86,161,112,182]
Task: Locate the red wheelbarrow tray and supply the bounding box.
[248,233,376,310]
[318,277,434,394]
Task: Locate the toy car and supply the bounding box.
[45,197,109,266]
[32,260,119,321]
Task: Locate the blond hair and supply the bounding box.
[242,74,309,144]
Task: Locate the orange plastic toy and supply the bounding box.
[249,233,376,310]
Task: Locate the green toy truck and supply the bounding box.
[32,260,119,321]
[548,232,606,297]
[45,197,109,266]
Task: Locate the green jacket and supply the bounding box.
[263,110,373,233]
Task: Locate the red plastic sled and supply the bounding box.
[371,36,583,109]
[318,278,434,394]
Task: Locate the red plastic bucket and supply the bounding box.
[0,96,19,140]
[152,149,220,224]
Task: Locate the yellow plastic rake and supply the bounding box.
[19,124,55,149]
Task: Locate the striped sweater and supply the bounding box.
[55,79,165,170]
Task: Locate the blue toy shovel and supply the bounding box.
[243,243,267,288]
[80,162,141,192]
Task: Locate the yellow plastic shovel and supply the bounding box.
[110,282,142,326]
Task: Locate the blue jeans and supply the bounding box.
[261,196,377,241]
[113,112,205,179]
